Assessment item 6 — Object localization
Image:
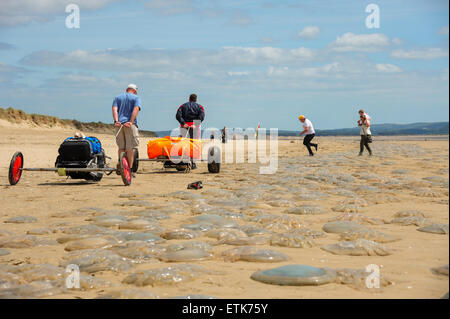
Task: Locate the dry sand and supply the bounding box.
[0,124,448,299]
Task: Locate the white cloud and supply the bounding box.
[267,66,289,76]
[290,47,314,59]
[375,63,402,73]
[439,25,449,35]
[227,71,250,77]
[38,70,191,92]
[43,73,119,89]
[16,46,445,107]
[262,59,409,83]
[330,32,390,52]
[297,26,320,39]
[20,46,316,71]
[322,62,340,73]
[391,48,449,60]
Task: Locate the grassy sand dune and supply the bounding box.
[0,107,157,137]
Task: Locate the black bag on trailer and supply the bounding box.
[55,138,105,181]
[57,138,93,163]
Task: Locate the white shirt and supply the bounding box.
[360,117,371,135]
[360,124,371,135]
[303,119,315,135]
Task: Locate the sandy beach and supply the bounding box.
[0,124,448,299]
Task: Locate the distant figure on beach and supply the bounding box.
[112,83,141,174]
[221,126,227,144]
[357,109,373,156]
[298,115,318,156]
[176,93,205,169]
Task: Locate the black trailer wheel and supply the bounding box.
[91,151,105,182]
[207,146,221,173]
[175,163,191,173]
[119,152,132,186]
[132,148,139,173]
[8,152,24,186]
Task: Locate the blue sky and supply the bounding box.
[0,0,448,131]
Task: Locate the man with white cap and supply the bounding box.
[298,115,318,156]
[112,84,141,173]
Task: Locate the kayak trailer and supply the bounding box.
[8,151,133,186]
[131,145,221,174]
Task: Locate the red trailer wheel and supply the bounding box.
[120,153,132,186]
[8,152,24,186]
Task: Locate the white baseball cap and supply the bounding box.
[127,83,138,91]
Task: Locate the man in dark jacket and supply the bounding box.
[175,93,205,168]
[176,94,205,138]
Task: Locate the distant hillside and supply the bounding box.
[155,130,175,137]
[0,107,157,137]
[156,122,449,138]
[279,122,449,136]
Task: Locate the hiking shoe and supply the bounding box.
[358,153,363,156]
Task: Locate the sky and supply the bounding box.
[0,0,448,131]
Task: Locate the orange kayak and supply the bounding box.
[147,136,202,159]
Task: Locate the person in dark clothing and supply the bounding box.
[303,134,317,156]
[357,110,373,156]
[175,94,206,168]
[221,126,227,144]
[360,134,372,156]
[176,94,205,139]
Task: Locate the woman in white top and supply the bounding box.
[358,109,372,156]
[299,115,318,156]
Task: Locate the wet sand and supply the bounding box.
[0,125,448,299]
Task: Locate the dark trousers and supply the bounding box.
[360,135,372,154]
[303,134,317,155]
[180,127,197,139]
[179,126,199,165]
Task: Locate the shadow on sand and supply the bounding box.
[37,181,98,186]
